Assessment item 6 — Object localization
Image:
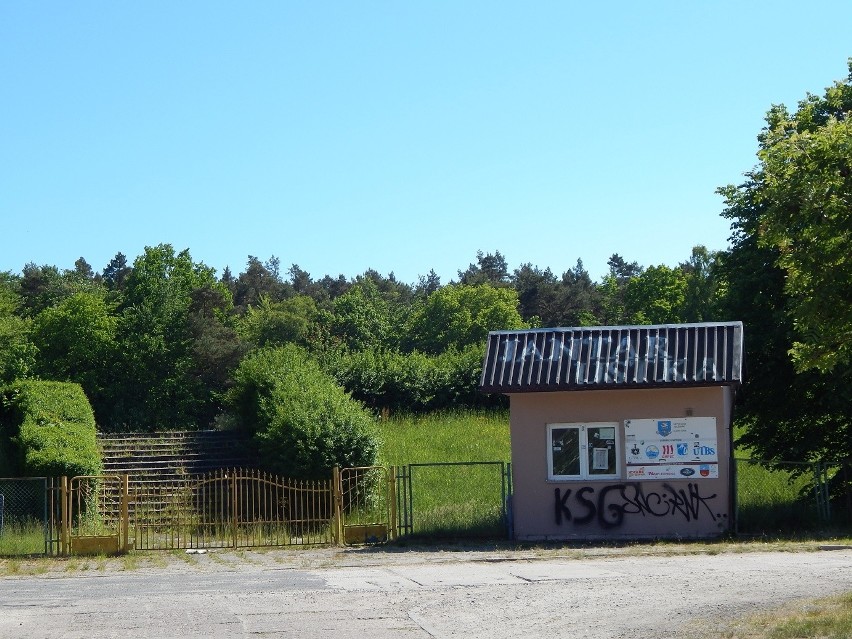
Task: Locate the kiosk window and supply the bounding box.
[547,423,620,480]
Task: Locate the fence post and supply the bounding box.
[60,476,69,555]
[388,466,397,541]
[505,462,513,540]
[121,474,130,553]
[231,473,238,549]
[332,467,342,545]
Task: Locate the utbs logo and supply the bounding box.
[657,420,672,437]
[645,445,660,460]
[693,445,716,456]
[680,467,696,477]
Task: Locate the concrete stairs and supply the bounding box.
[99,430,256,484]
[97,431,257,522]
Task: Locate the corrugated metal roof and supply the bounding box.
[479,322,743,393]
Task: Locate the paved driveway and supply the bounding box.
[1,548,851,638]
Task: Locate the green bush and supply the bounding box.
[0,380,102,477]
[326,344,507,413]
[228,345,378,479]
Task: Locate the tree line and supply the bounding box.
[0,243,724,429]
[0,59,850,507]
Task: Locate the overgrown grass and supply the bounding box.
[736,459,823,535]
[376,409,510,465]
[376,409,510,537]
[733,422,829,535]
[0,518,47,556]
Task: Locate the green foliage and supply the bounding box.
[328,280,395,350]
[680,245,725,322]
[228,345,378,479]
[236,295,319,349]
[18,263,104,317]
[0,279,37,385]
[457,250,510,286]
[3,243,734,437]
[0,380,102,477]
[624,264,688,324]
[326,344,504,414]
[405,284,526,353]
[30,292,117,420]
[110,245,232,430]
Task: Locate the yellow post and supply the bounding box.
[120,474,130,553]
[60,476,69,555]
[332,467,343,545]
[388,466,397,541]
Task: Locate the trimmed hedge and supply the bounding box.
[0,380,103,478]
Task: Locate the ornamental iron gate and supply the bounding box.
[132,468,337,550]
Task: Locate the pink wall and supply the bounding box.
[509,386,735,540]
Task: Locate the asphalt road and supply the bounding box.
[1,548,851,638]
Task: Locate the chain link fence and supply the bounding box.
[0,477,56,556]
[735,459,829,535]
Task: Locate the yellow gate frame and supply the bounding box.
[61,475,131,555]
[334,466,397,545]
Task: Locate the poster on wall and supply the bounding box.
[624,417,718,480]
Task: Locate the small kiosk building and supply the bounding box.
[479,322,744,540]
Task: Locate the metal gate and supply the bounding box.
[132,468,337,550]
[396,462,512,539]
[63,475,130,555]
[336,466,396,545]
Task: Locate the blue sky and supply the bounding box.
[2,2,851,285]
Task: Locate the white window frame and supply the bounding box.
[546,422,621,481]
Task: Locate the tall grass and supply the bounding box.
[0,518,47,556]
[733,424,827,535]
[736,459,823,535]
[376,409,510,465]
[376,410,510,538]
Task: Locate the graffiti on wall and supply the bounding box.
[553,482,725,529]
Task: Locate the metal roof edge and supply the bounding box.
[486,321,744,337]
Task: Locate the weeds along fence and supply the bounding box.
[735,458,830,535]
[0,477,58,556]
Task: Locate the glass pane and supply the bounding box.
[587,426,617,475]
[551,428,580,476]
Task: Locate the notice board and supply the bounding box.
[624,417,718,480]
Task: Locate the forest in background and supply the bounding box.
[0,244,723,431]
